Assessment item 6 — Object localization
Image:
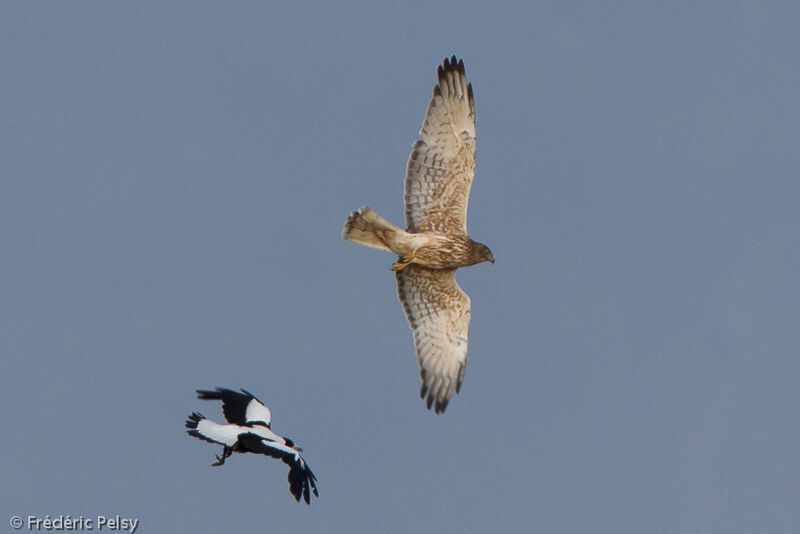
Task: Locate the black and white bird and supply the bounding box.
[185,388,318,504]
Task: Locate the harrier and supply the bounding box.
[185,388,319,504]
[342,56,493,414]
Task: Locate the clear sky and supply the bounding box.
[3,2,799,533]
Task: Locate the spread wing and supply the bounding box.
[196,388,272,427]
[238,434,319,504]
[404,55,476,235]
[396,265,471,413]
[185,413,242,447]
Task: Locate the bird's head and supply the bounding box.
[470,241,495,266]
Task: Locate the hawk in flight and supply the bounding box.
[342,56,493,414]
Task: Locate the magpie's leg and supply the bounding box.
[212,446,233,467]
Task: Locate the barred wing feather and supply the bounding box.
[404,56,476,235]
[396,265,471,413]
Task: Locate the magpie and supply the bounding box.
[185,388,319,504]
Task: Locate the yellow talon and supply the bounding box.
[391,255,415,271]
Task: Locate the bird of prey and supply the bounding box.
[185,388,318,504]
[342,56,494,414]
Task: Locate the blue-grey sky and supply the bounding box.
[3,2,799,533]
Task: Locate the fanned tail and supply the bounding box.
[342,207,403,252]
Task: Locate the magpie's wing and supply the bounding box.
[238,433,319,504]
[196,388,272,426]
[286,457,319,505]
[185,412,240,447]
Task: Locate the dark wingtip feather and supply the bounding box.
[287,461,319,505]
[196,388,224,400]
[184,413,223,445]
[238,388,262,404]
[185,412,204,429]
[441,55,464,73]
[435,55,470,104]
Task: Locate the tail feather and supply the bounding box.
[342,207,404,253]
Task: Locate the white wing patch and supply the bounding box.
[247,422,286,445]
[245,397,272,426]
[194,418,242,447]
